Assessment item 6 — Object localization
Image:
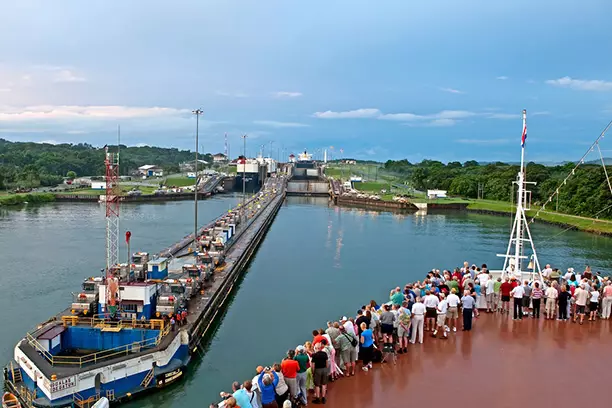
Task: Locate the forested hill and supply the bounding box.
[0,139,212,188]
[383,159,612,219]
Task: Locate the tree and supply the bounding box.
[66,170,77,179]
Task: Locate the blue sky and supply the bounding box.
[1,0,611,162]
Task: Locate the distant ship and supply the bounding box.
[293,150,319,179]
[235,158,261,193]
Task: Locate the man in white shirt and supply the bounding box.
[410,298,426,344]
[544,285,558,320]
[423,291,439,332]
[341,316,355,335]
[510,284,525,320]
[485,278,495,313]
[477,270,489,292]
[433,293,448,339]
[446,289,460,332]
[542,264,553,279]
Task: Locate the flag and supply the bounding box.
[521,120,527,147]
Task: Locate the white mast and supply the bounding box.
[324,149,327,163]
[496,109,543,283]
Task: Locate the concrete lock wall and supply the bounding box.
[287,181,329,194]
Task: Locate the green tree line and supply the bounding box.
[384,159,612,219]
[0,139,213,189]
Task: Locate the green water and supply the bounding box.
[0,196,610,406]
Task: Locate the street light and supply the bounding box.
[192,108,204,251]
[241,134,247,209]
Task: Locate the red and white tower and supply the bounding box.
[104,144,121,314]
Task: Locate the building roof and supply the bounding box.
[38,325,66,340]
[138,164,161,170]
[213,153,227,158]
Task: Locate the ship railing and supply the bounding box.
[61,315,166,331]
[25,320,169,368]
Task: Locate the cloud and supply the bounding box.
[215,90,249,98]
[314,108,478,126]
[313,108,381,119]
[0,88,11,93]
[545,76,612,91]
[427,119,457,127]
[486,113,520,119]
[496,76,508,80]
[40,139,61,145]
[532,111,551,116]
[272,91,302,98]
[439,87,464,94]
[53,69,86,83]
[253,120,309,128]
[456,138,512,145]
[0,105,191,122]
[379,112,423,121]
[66,130,88,134]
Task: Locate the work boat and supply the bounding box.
[490,109,544,284]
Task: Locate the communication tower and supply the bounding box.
[104,138,121,315]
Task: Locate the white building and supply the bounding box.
[138,165,163,177]
[91,181,106,190]
[427,189,447,199]
[212,153,227,163]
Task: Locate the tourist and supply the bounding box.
[397,302,411,353]
[510,282,525,320]
[493,277,502,312]
[366,307,380,343]
[602,281,612,319]
[359,322,374,371]
[340,316,355,336]
[379,304,395,344]
[531,282,543,319]
[588,285,600,321]
[432,293,448,340]
[220,381,254,408]
[322,338,341,381]
[355,310,370,336]
[485,276,495,313]
[336,325,357,376]
[521,280,532,317]
[281,350,299,401]
[251,367,264,408]
[423,290,439,331]
[257,367,279,408]
[446,288,460,332]
[460,290,476,331]
[311,342,329,404]
[273,363,289,406]
[294,346,309,406]
[542,264,553,280]
[410,297,426,343]
[573,283,589,325]
[390,287,405,306]
[558,286,571,321]
[545,283,558,320]
[467,282,480,318]
[224,397,238,408]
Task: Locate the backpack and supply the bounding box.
[344,333,358,347]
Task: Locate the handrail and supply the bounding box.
[26,319,168,367]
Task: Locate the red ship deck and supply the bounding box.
[324,314,612,407]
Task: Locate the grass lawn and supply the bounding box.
[466,199,612,234]
[60,185,158,196]
[165,176,197,187]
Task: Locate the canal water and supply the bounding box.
[0,195,610,406]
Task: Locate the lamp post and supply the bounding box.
[242,134,247,209]
[192,109,204,251]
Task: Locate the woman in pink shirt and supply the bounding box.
[602,281,612,319]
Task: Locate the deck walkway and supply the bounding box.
[324,314,612,407]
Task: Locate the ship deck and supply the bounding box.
[324,313,612,407]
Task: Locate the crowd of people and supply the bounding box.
[214,262,611,407]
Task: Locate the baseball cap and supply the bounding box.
[296,345,305,352]
[341,316,348,321]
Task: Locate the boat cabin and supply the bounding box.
[98,282,158,320]
[147,258,169,280]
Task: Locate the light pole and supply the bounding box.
[242,134,247,209]
[192,108,203,251]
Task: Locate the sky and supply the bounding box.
[1,0,612,163]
